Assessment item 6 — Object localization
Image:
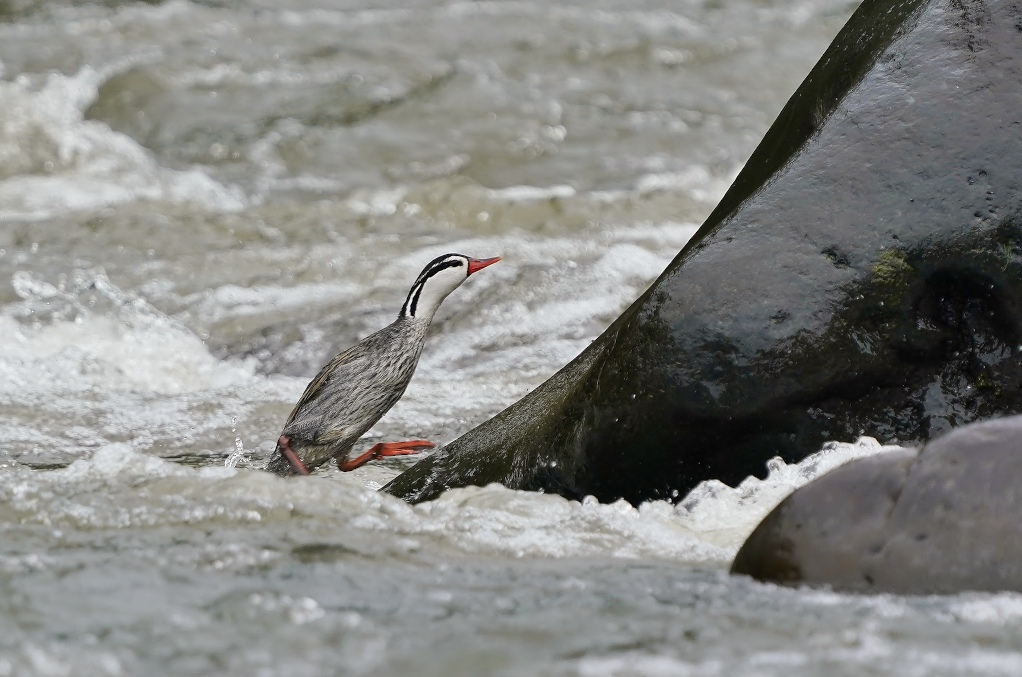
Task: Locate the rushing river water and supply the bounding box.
[3,1,1022,675]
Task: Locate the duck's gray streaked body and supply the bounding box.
[265,253,500,477]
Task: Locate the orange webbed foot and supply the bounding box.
[374,439,436,457]
[337,440,436,471]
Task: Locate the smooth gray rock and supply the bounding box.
[387,0,1022,505]
[732,415,1022,594]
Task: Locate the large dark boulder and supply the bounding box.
[385,0,1022,505]
[731,415,1022,594]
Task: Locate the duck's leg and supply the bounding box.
[337,440,435,471]
[278,435,310,475]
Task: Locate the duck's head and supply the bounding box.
[399,253,501,320]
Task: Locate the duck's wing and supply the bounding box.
[282,341,372,429]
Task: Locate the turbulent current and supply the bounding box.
[2,1,1021,675]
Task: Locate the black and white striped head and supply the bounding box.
[399,253,500,320]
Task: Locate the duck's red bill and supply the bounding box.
[467,256,501,275]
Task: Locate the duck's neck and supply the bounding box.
[400,279,454,322]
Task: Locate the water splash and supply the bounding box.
[225,416,248,468]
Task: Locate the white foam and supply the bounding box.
[1,269,255,395]
[58,442,198,482]
[947,594,1022,626]
[407,485,726,561]
[675,437,908,553]
[0,67,246,219]
[0,431,903,563]
[577,654,710,677]
[635,166,733,204]
[206,281,362,317]
[0,644,124,677]
[574,636,1022,677]
[486,184,577,202]
[344,187,408,216]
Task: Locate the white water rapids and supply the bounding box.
[3,1,1022,675]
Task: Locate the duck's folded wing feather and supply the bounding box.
[282,342,373,429]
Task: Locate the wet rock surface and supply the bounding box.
[387,0,1022,505]
[731,415,1022,594]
